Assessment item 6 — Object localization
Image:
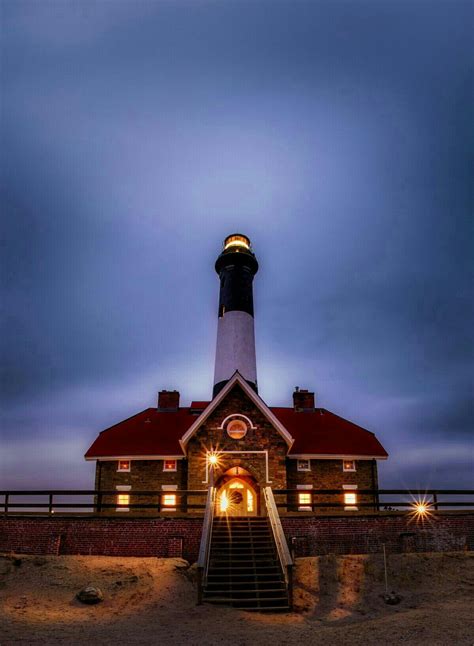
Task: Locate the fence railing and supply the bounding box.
[263,487,294,608]
[1,489,473,516]
[196,486,216,604]
[271,489,474,512]
[0,490,208,515]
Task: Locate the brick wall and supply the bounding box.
[282,512,474,556]
[1,513,472,561]
[0,517,203,561]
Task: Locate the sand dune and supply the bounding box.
[1,552,473,645]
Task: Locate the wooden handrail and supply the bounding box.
[196,486,216,604]
[263,486,294,608]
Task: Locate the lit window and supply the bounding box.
[343,460,356,472]
[297,459,310,471]
[297,485,313,511]
[220,491,229,513]
[162,485,177,512]
[163,459,177,472]
[247,490,254,513]
[226,418,248,439]
[343,485,358,510]
[117,460,130,472]
[116,485,131,512]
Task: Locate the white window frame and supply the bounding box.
[342,459,356,472]
[343,484,358,511]
[117,460,131,472]
[161,485,178,512]
[163,459,177,472]
[297,484,313,511]
[297,459,311,472]
[116,485,131,512]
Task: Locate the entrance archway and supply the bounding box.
[216,476,258,516]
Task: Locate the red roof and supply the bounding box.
[190,401,210,410]
[85,408,189,458]
[272,408,388,457]
[85,406,387,459]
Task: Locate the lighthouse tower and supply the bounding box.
[213,234,259,397]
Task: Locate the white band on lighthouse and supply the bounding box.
[213,310,257,387]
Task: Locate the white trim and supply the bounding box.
[86,455,185,461]
[288,454,387,460]
[117,460,131,472]
[342,459,356,472]
[180,372,294,448]
[204,450,271,484]
[297,485,313,511]
[163,459,177,472]
[297,459,311,472]
[218,413,257,430]
[115,485,131,512]
[161,485,178,512]
[343,485,358,511]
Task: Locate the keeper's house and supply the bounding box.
[85,234,387,515]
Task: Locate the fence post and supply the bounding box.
[432,492,438,511]
[4,493,9,516]
[48,493,53,515]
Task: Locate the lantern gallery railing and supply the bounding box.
[0,489,473,516]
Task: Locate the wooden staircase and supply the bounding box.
[202,516,291,612]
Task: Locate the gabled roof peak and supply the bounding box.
[180,372,294,448]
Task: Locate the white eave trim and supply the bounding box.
[288,454,388,460]
[85,455,185,461]
[180,372,294,448]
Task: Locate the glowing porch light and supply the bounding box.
[412,501,429,516]
[208,454,218,466]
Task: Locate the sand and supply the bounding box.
[1,552,473,645]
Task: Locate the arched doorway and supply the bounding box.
[216,474,258,516]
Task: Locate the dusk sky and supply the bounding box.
[1,0,472,491]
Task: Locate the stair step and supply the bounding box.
[209,567,282,573]
[203,596,290,604]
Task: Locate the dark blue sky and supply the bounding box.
[1,0,472,490]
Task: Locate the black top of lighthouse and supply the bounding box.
[215,233,259,276]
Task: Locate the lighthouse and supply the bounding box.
[213,234,259,397]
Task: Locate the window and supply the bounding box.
[343,460,356,472]
[116,485,131,512]
[226,418,248,440]
[297,459,311,472]
[297,484,313,511]
[163,459,177,472]
[343,485,358,511]
[117,460,130,472]
[162,485,177,512]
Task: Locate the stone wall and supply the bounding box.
[286,458,378,512]
[186,384,289,496]
[96,459,188,514]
